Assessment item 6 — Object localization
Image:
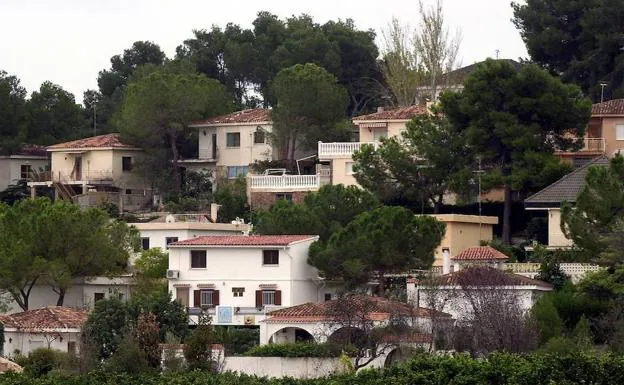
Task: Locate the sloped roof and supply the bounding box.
[524,155,610,208]
[452,246,509,261]
[47,134,137,150]
[441,59,523,85]
[170,235,318,247]
[264,294,452,323]
[426,266,552,289]
[0,307,88,330]
[353,105,428,121]
[592,99,624,116]
[190,109,271,126]
[17,144,47,157]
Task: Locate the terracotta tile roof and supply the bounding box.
[592,99,624,116]
[426,266,552,289]
[191,109,271,126]
[17,144,47,157]
[353,105,428,121]
[0,307,88,330]
[47,134,136,150]
[524,155,610,208]
[441,59,522,85]
[452,246,509,261]
[264,294,452,323]
[171,235,318,247]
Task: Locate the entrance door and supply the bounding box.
[176,287,189,307]
[212,133,217,159]
[74,156,82,180]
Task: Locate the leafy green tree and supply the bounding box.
[531,294,564,344]
[308,206,444,294]
[83,297,129,359]
[513,0,624,101]
[533,246,571,290]
[27,81,85,145]
[271,63,350,166]
[354,112,471,212]
[561,155,624,265]
[128,290,189,342]
[136,312,162,369]
[134,248,168,279]
[184,313,215,371]
[254,199,322,237]
[213,178,249,223]
[440,59,592,244]
[118,61,232,194]
[0,70,29,153]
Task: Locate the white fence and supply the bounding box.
[248,175,320,190]
[318,141,377,158]
[506,263,602,283]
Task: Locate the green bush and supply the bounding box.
[22,348,65,377]
[244,342,357,358]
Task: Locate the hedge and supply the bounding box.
[2,352,624,385]
[244,342,357,358]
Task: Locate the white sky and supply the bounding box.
[0,0,527,104]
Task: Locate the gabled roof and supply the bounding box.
[451,246,509,261]
[0,307,88,330]
[524,155,610,208]
[170,235,318,247]
[440,59,522,85]
[190,109,271,127]
[264,294,452,323]
[424,266,552,290]
[592,99,624,116]
[17,144,47,157]
[353,105,427,122]
[47,134,137,150]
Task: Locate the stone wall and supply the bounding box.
[249,191,310,211]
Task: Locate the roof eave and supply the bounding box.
[190,121,272,128]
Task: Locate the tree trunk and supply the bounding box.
[169,133,181,192]
[503,184,512,245]
[56,288,66,306]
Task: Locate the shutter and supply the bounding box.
[193,290,201,307]
[256,290,262,307]
[275,290,282,306]
[212,290,220,306]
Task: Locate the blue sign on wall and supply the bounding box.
[217,306,233,324]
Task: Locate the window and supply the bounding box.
[191,250,207,268]
[262,290,275,305]
[20,165,32,179]
[67,341,76,355]
[373,129,388,141]
[227,166,249,179]
[275,193,292,201]
[125,189,132,194]
[263,250,279,265]
[254,130,265,144]
[226,132,241,147]
[324,293,332,302]
[345,162,355,175]
[232,287,245,297]
[200,290,213,306]
[165,237,178,249]
[617,124,624,140]
[94,292,105,303]
[141,237,150,250]
[122,156,132,171]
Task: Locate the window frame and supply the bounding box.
[165,237,179,249]
[140,237,150,250]
[345,161,355,175]
[262,290,276,305]
[226,132,241,147]
[275,193,293,201]
[253,130,265,144]
[122,156,133,172]
[262,250,279,266]
[20,164,32,180]
[200,289,214,307]
[617,124,624,141]
[232,287,245,297]
[227,165,249,179]
[190,250,207,269]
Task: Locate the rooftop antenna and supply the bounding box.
[495,49,500,59]
[599,81,608,103]
[473,156,485,241]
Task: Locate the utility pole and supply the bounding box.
[473,156,485,241]
[495,49,500,59]
[599,81,608,103]
[93,103,97,136]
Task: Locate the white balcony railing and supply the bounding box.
[52,170,114,183]
[581,137,605,152]
[248,174,320,190]
[318,141,378,158]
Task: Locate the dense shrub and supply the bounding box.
[244,342,357,358]
[20,348,65,377]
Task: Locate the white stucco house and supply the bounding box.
[0,145,48,192]
[166,234,332,326]
[0,307,88,355]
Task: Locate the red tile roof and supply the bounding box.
[191,109,271,126]
[353,105,428,121]
[592,99,624,116]
[171,235,318,247]
[451,246,509,261]
[0,307,88,330]
[47,134,137,150]
[426,266,552,289]
[264,294,451,323]
[17,144,47,157]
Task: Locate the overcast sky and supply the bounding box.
[0,0,528,104]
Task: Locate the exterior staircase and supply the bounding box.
[53,182,74,203]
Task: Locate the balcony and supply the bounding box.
[29,170,114,184]
[556,137,605,153]
[318,141,378,158]
[198,148,217,160]
[248,174,320,191]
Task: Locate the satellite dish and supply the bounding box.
[165,214,175,223]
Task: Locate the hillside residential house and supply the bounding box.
[524,155,610,249]
[449,246,508,272]
[166,235,330,326]
[260,295,451,351]
[427,214,498,268]
[27,134,151,212]
[0,145,48,192]
[0,307,88,355]
[408,266,552,320]
[318,105,428,188]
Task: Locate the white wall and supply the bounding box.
[136,228,243,251]
[4,330,81,356]
[207,124,272,168]
[548,208,574,248]
[0,157,48,191]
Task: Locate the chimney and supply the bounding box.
[377,106,384,113]
[442,248,450,275]
[210,203,220,223]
